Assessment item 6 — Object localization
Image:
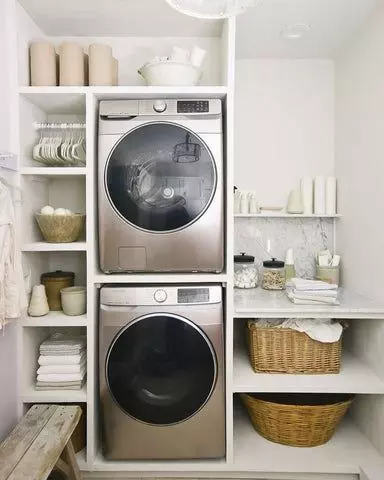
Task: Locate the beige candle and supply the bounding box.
[59,42,85,86]
[112,57,119,86]
[30,42,57,86]
[89,44,113,86]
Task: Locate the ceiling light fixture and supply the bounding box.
[281,23,311,40]
[165,0,260,19]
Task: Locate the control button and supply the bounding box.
[154,289,167,303]
[153,100,167,113]
[162,187,174,199]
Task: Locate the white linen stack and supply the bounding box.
[287,278,340,306]
[36,334,86,390]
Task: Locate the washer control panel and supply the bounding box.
[177,100,209,114]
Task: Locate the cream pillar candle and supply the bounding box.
[59,42,85,86]
[30,42,57,86]
[89,44,113,86]
[326,177,337,215]
[314,176,326,215]
[112,57,119,86]
[301,177,314,215]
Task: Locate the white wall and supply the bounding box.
[235,59,335,208]
[335,1,384,457]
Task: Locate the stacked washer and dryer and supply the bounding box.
[98,99,225,460]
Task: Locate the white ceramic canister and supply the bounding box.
[61,286,87,316]
[30,42,57,86]
[28,284,50,317]
[59,42,85,86]
[89,44,113,86]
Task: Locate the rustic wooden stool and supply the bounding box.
[0,404,82,480]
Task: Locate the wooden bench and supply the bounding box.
[0,404,82,480]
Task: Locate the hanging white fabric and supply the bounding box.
[0,178,27,328]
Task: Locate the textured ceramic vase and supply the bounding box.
[28,284,50,317]
[89,44,113,86]
[59,42,85,86]
[30,42,57,86]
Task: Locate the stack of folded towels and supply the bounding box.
[286,278,339,305]
[36,333,86,391]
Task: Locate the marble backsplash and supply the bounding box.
[235,218,335,279]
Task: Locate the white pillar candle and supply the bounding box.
[314,176,326,215]
[301,176,314,215]
[112,57,119,86]
[326,176,337,215]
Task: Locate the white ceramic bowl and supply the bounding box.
[61,286,86,316]
[138,61,202,86]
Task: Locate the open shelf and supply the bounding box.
[20,167,87,177]
[21,312,87,327]
[19,86,228,100]
[21,242,87,252]
[233,405,384,474]
[94,273,228,284]
[233,344,384,394]
[20,384,87,403]
[234,288,384,319]
[235,213,342,219]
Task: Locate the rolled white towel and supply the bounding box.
[38,352,86,366]
[37,360,86,375]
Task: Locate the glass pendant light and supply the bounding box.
[165,0,259,19]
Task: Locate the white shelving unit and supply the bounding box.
[6,0,384,478]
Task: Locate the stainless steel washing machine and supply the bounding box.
[98,99,224,273]
[99,284,225,460]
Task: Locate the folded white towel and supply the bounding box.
[287,292,340,306]
[37,368,86,383]
[290,293,339,304]
[37,360,86,375]
[36,380,84,388]
[40,334,86,353]
[291,289,338,298]
[38,352,86,366]
[290,278,338,291]
[35,385,84,391]
[40,349,85,356]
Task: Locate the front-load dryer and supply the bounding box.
[98,99,224,273]
[99,284,225,460]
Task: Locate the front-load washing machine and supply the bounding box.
[99,284,225,460]
[98,99,224,273]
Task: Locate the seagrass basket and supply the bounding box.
[246,320,342,374]
[35,213,85,243]
[241,393,354,447]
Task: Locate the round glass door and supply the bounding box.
[106,314,217,425]
[105,122,216,233]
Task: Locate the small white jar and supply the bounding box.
[234,253,258,289]
[61,286,86,316]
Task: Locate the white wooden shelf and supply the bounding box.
[21,242,87,252]
[235,213,342,218]
[21,312,87,327]
[21,167,87,178]
[20,385,87,403]
[234,288,384,319]
[233,406,384,474]
[233,344,384,394]
[19,88,86,114]
[91,451,227,472]
[94,273,228,284]
[19,86,228,100]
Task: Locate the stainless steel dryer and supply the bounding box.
[98,99,224,273]
[99,284,225,460]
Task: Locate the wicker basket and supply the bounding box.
[35,214,85,243]
[246,321,342,374]
[241,393,354,447]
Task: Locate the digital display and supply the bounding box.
[177,101,209,113]
[178,288,210,304]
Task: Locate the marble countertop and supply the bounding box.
[234,288,384,319]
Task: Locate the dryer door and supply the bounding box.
[105,122,217,233]
[106,313,217,426]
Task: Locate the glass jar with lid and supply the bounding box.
[262,259,286,290]
[234,253,258,289]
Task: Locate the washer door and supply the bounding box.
[105,122,217,233]
[106,314,217,426]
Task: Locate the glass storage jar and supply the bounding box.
[262,259,286,290]
[234,253,258,289]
